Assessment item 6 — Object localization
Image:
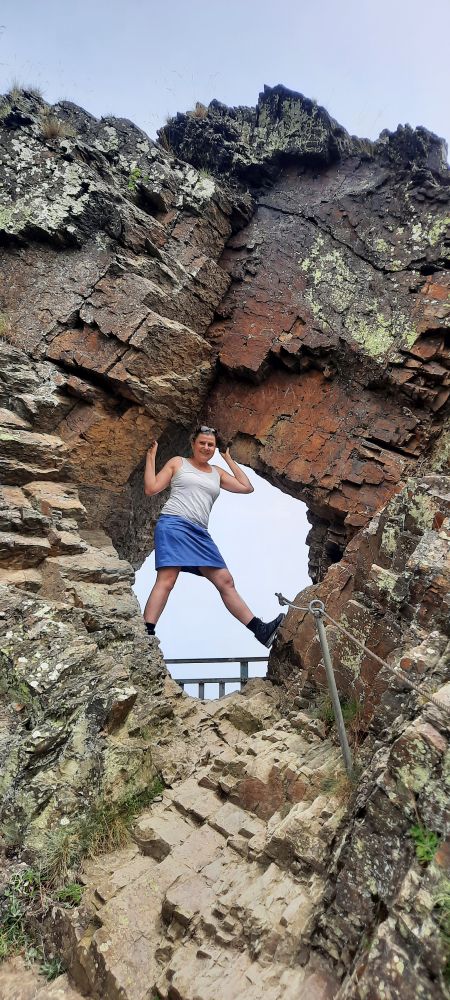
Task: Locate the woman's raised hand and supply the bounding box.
[147,440,158,458]
[220,446,231,461]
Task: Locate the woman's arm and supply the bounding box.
[217,448,254,494]
[144,442,180,496]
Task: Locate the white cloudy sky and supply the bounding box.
[2,0,448,684]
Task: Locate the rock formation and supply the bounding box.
[0,84,449,997]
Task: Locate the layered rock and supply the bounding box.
[38,681,348,1000]
[0,83,449,998]
[193,90,449,579]
[2,676,445,999]
[270,473,449,712]
[0,88,251,566]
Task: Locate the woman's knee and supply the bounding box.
[218,571,235,593]
[157,570,178,593]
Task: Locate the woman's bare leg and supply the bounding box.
[144,567,180,623]
[200,568,253,625]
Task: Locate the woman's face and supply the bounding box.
[192,433,216,463]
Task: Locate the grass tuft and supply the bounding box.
[189,101,208,119]
[312,692,367,747]
[0,99,12,121]
[39,112,75,141]
[158,129,173,154]
[319,760,362,803]
[0,777,164,970]
[409,823,441,865]
[8,80,23,104]
[0,312,16,344]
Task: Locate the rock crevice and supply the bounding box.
[0,83,449,998]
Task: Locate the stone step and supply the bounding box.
[45,689,345,1000]
[0,956,85,1000]
[169,776,224,823]
[154,939,339,1000]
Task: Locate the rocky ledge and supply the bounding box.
[0,84,449,998]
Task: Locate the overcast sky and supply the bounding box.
[2,0,448,682]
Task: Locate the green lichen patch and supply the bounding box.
[298,234,416,359]
[430,428,450,473]
[380,523,401,560]
[407,491,435,530]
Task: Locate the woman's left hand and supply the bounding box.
[220,447,231,461]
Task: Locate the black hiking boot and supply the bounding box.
[252,613,284,648]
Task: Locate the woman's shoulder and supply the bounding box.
[164,456,183,475]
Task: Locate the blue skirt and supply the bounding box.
[154,514,227,576]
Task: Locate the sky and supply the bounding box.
[2,0,448,687]
[1,1,449,146]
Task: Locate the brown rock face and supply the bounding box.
[0,92,251,566]
[203,154,449,579]
[0,84,449,997]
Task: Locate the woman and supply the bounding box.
[143,426,284,647]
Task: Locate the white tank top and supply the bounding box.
[160,457,221,528]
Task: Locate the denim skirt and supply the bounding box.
[154,514,227,576]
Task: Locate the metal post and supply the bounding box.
[309,599,353,776]
[240,660,249,690]
[219,680,225,698]
[198,681,205,700]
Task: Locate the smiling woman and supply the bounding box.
[142,427,285,647]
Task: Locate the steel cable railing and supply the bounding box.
[275,592,450,775]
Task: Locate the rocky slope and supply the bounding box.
[0,84,449,997]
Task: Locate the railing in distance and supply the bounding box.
[164,656,268,699]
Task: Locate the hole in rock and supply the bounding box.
[133,455,311,699]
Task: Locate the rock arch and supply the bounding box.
[0,84,448,855]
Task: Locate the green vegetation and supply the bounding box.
[313,693,365,743]
[0,867,72,975]
[0,777,164,969]
[74,776,164,855]
[127,164,150,192]
[409,823,441,864]
[54,883,84,905]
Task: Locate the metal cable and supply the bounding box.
[276,594,450,717]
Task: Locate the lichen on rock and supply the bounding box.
[0,83,449,998]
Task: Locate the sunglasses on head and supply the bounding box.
[197,425,217,435]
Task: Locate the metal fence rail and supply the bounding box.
[165,656,268,699]
[275,592,450,776]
